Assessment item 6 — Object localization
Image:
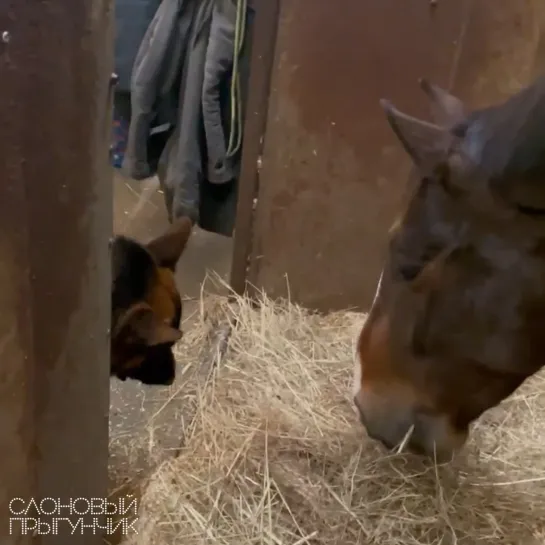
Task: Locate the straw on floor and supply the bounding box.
[120,287,545,545]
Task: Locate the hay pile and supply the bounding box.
[121,290,545,545]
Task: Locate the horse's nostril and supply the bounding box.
[369,431,397,451]
[398,264,420,281]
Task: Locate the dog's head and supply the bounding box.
[110,217,192,385]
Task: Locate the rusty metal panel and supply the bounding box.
[0,0,113,544]
[245,0,544,312]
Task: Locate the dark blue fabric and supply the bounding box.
[114,0,162,94]
[111,109,129,169]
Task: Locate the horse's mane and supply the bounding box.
[460,75,545,182]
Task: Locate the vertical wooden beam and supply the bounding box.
[0,1,113,544]
[230,0,280,296]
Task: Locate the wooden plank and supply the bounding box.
[0,1,113,543]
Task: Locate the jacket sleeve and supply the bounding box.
[163,0,215,223]
[201,0,237,185]
[122,0,180,180]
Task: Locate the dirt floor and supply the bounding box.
[110,170,233,484]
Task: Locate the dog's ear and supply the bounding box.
[146,217,193,270]
[115,303,182,347]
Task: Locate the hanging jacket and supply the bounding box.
[122,0,251,232]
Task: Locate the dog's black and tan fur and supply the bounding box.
[110,217,192,385]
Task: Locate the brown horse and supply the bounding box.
[353,75,545,461]
[110,216,192,385]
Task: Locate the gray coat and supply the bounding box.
[122,0,252,232]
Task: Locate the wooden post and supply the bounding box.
[0,1,113,544]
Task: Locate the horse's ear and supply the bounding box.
[419,78,467,128]
[380,99,451,174]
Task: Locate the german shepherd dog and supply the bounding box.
[110,217,192,385]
